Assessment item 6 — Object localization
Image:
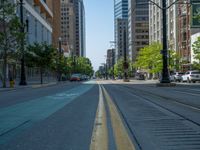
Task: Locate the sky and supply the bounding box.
[84,0,114,71]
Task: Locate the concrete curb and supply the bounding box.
[0,81,68,92]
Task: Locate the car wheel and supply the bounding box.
[193,81,196,83]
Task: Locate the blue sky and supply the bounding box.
[84,0,114,71]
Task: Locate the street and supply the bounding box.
[0,80,200,150]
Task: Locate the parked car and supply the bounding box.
[80,74,89,81]
[70,74,81,81]
[170,72,184,82]
[181,71,200,83]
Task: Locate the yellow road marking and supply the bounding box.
[102,85,136,150]
[90,85,108,150]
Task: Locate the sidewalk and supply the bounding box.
[0,80,65,92]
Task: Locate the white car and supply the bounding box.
[181,71,200,83]
[170,72,184,82]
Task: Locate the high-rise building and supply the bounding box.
[46,0,61,48]
[149,1,178,59]
[149,1,162,44]
[149,0,200,72]
[128,0,149,62]
[106,49,115,69]
[177,0,200,71]
[60,0,86,57]
[114,0,129,62]
[78,0,86,57]
[0,0,53,80]
[17,0,53,45]
[166,0,178,52]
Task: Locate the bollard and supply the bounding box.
[10,80,15,88]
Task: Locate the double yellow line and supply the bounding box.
[90,84,136,150]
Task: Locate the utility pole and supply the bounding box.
[112,49,115,80]
[123,29,129,82]
[19,0,27,85]
[105,63,108,80]
[160,0,170,83]
[58,37,62,81]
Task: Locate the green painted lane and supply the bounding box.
[0,82,95,144]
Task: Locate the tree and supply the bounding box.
[114,58,124,78]
[168,49,181,72]
[114,58,131,78]
[192,36,200,70]
[0,0,21,87]
[26,43,56,84]
[134,42,163,74]
[75,57,93,76]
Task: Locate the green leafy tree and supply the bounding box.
[114,58,131,78]
[73,57,93,76]
[168,49,181,72]
[134,42,162,74]
[114,58,124,78]
[0,0,21,87]
[26,43,56,84]
[192,36,200,70]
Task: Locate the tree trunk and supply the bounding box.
[40,68,43,84]
[2,1,7,88]
[2,50,7,88]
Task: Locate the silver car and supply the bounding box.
[181,71,200,83]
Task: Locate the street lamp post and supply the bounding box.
[19,0,27,85]
[105,63,108,80]
[123,29,129,82]
[73,54,76,74]
[112,49,115,80]
[58,37,62,81]
[160,0,170,83]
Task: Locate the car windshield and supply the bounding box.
[191,72,200,74]
[178,73,184,75]
[72,74,81,77]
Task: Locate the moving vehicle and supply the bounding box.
[70,74,81,81]
[181,71,200,83]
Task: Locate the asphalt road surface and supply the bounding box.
[0,80,200,150]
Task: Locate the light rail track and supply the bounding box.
[103,84,200,150]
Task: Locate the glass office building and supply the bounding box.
[114,0,129,61]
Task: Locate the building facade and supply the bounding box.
[149,0,162,44]
[128,0,149,62]
[46,0,61,48]
[78,0,86,57]
[149,0,178,48]
[17,0,53,45]
[0,0,53,81]
[191,32,200,64]
[106,49,115,69]
[177,1,200,71]
[114,0,129,62]
[60,0,86,57]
